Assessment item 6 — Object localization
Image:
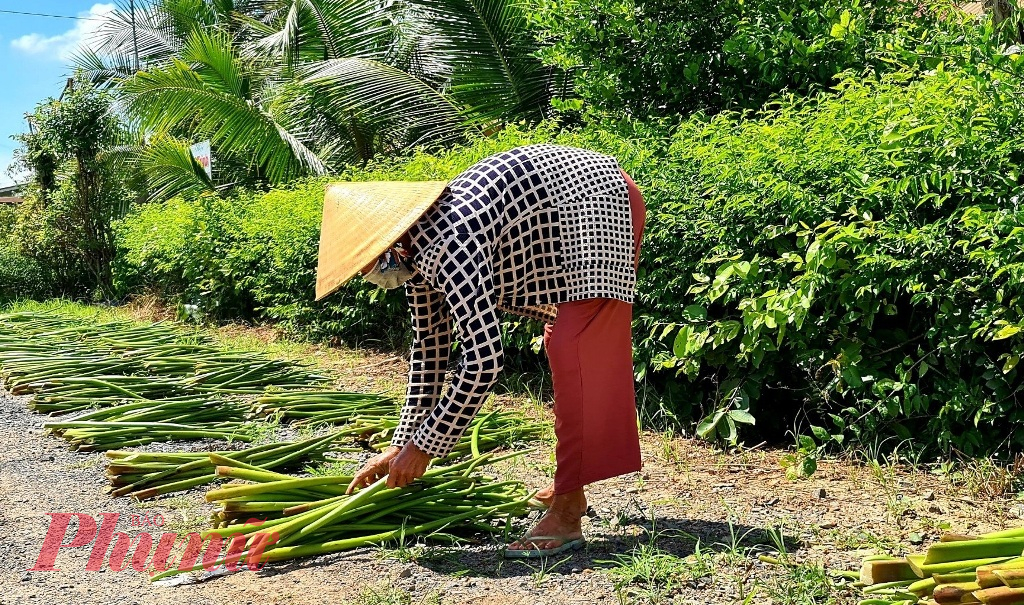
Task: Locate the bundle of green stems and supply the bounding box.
[149,452,531,581]
[251,390,398,424]
[105,431,357,499]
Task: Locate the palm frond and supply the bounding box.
[180,28,248,97]
[137,135,216,201]
[301,57,470,146]
[92,0,205,67]
[123,30,326,182]
[388,5,452,87]
[72,48,137,86]
[408,0,554,126]
[256,0,393,64]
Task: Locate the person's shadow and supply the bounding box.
[160,511,798,596]
[408,504,800,581]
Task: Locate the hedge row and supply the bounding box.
[635,66,1024,456]
[113,125,657,350]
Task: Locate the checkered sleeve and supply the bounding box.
[391,279,453,450]
[409,233,504,457]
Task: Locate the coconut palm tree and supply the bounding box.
[76,0,558,199]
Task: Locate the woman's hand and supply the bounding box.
[346,446,400,494]
[345,442,432,494]
[386,442,431,489]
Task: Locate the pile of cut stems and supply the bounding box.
[0,312,326,398]
[150,452,531,581]
[251,390,398,424]
[17,375,188,414]
[2,354,146,391]
[0,312,334,452]
[855,527,1024,604]
[1,310,550,558]
[52,395,247,424]
[187,360,327,393]
[0,314,184,352]
[44,419,252,452]
[105,431,356,499]
[361,409,549,458]
[252,393,545,458]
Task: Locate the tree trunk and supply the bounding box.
[989,0,1023,43]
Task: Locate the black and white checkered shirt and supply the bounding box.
[391,144,637,457]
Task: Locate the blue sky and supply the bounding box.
[0,2,113,186]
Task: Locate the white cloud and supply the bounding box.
[10,4,115,62]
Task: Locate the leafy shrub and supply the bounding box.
[114,180,399,345]
[113,125,633,348]
[11,80,138,297]
[0,205,49,300]
[635,58,1024,457]
[0,246,48,301]
[527,0,985,119]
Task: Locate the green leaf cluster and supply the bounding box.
[525,0,1010,120]
[632,54,1024,456]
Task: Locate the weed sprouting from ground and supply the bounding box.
[754,562,845,605]
[514,553,574,588]
[349,581,443,605]
[136,494,209,535]
[351,583,410,605]
[64,455,102,470]
[598,531,713,604]
[742,524,850,605]
[306,458,359,477]
[942,454,1024,499]
[376,541,456,566]
[864,458,912,525]
[241,418,282,444]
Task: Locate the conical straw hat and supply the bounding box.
[316,181,449,301]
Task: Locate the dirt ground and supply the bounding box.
[1,327,1022,605]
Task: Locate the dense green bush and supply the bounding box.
[634,59,1024,456]
[114,180,402,346]
[113,126,651,349]
[11,80,138,297]
[0,205,49,300]
[527,0,985,119]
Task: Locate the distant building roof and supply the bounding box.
[959,2,987,16]
[0,182,26,197]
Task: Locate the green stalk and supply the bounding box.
[206,476,351,501]
[291,477,390,540]
[923,538,1024,565]
[907,555,1012,577]
[152,497,527,582]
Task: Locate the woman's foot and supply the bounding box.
[508,488,587,553]
[533,483,556,508]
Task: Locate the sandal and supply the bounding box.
[527,497,548,510]
[526,499,594,519]
[503,535,586,558]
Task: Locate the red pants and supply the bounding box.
[544,171,646,494]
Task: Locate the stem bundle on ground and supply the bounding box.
[853,528,1024,604]
[150,452,531,582]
